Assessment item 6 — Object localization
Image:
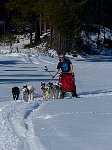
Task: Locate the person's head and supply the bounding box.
[59,54,65,62]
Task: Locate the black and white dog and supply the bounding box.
[41,82,61,100]
[21,85,35,101]
[12,86,20,100]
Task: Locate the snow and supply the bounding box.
[82,26,112,55]
[0,37,112,150]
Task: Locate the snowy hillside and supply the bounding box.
[0,50,112,150]
[82,26,112,55]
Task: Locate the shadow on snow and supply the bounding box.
[0,78,58,84]
[79,89,112,97]
[84,56,112,62]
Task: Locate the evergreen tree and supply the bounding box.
[42,0,86,52]
[0,0,5,20]
[44,0,86,38]
[4,0,41,44]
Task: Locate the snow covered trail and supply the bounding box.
[0,101,19,150]
[0,83,112,149]
[30,95,112,150]
[0,52,112,150]
[79,89,112,98]
[0,53,55,149]
[0,98,47,150]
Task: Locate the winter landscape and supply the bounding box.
[0,37,112,150]
[1,0,112,149]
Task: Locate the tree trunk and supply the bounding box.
[30,27,33,45]
[44,19,47,33]
[39,14,42,35]
[35,17,40,43]
[50,27,53,48]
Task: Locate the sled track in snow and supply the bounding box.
[79,89,112,98]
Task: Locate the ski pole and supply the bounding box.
[44,66,53,77]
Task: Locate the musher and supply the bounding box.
[52,54,78,97]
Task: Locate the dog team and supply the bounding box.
[12,82,62,101]
[41,82,62,100]
[12,85,35,101]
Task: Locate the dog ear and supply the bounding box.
[41,82,45,86]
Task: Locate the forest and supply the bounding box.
[0,0,112,54]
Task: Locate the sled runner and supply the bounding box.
[59,73,77,98]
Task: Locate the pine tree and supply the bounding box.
[4,0,41,44]
[42,0,86,52]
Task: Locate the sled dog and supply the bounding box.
[21,85,35,101]
[12,86,20,100]
[41,82,50,100]
[41,82,61,100]
[53,82,61,99]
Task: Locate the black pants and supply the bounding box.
[71,91,78,97]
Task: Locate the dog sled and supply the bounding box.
[44,66,77,99]
[59,72,77,98]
